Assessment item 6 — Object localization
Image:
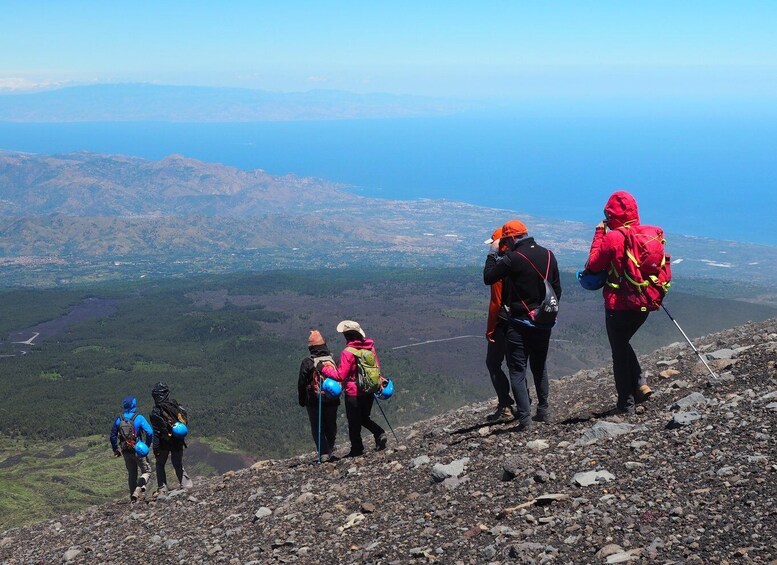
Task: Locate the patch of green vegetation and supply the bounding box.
[72,345,110,354]
[131,361,179,373]
[0,434,254,529]
[196,436,242,453]
[0,289,86,335]
[38,371,62,381]
[0,270,480,464]
[0,435,125,530]
[442,308,483,321]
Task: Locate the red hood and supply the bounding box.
[604,190,640,229]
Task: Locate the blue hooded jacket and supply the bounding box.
[109,396,154,454]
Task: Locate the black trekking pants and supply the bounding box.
[155,445,185,489]
[344,394,385,455]
[306,401,338,456]
[486,323,514,408]
[505,323,551,426]
[605,309,649,412]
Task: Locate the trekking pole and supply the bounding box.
[374,398,398,442]
[317,385,322,464]
[661,304,717,380]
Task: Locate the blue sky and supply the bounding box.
[1,1,776,100]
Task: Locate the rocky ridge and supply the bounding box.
[1,318,775,564]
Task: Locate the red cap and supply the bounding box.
[484,227,502,244]
[501,219,528,238]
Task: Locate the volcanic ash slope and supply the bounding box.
[1,319,776,564]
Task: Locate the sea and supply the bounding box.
[0,113,775,245]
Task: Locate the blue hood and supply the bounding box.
[122,396,137,419]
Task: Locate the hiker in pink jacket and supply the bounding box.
[320,320,387,457]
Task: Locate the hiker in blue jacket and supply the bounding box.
[109,396,154,502]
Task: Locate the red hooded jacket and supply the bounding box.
[586,190,644,311]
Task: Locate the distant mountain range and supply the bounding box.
[0,84,469,122]
[0,150,775,291]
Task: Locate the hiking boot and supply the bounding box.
[486,406,514,422]
[153,485,168,498]
[346,449,364,458]
[515,420,532,433]
[533,412,552,424]
[375,433,388,451]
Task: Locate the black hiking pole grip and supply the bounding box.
[374,398,398,442]
[661,304,717,380]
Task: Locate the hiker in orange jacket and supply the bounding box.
[587,190,654,414]
[483,227,514,422]
[483,219,561,431]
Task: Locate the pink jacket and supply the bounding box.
[321,338,380,397]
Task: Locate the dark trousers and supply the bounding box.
[486,324,514,408]
[506,323,551,426]
[344,394,385,455]
[605,309,649,412]
[306,401,338,455]
[156,445,188,489]
[122,451,151,496]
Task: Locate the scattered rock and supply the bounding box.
[535,493,570,506]
[337,513,365,533]
[666,411,702,429]
[707,348,736,360]
[360,502,375,514]
[431,458,469,482]
[596,544,624,558]
[253,507,272,521]
[606,548,643,563]
[572,470,615,487]
[63,548,81,562]
[409,455,431,469]
[576,421,638,446]
[669,392,707,411]
[660,368,681,379]
[526,439,550,451]
[502,455,525,482]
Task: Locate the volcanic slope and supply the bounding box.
[1,319,775,564]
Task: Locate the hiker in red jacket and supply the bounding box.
[483,227,515,421]
[586,190,655,414]
[320,320,387,457]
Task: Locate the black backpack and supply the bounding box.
[118,414,138,452]
[512,249,559,327]
[159,399,188,436]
